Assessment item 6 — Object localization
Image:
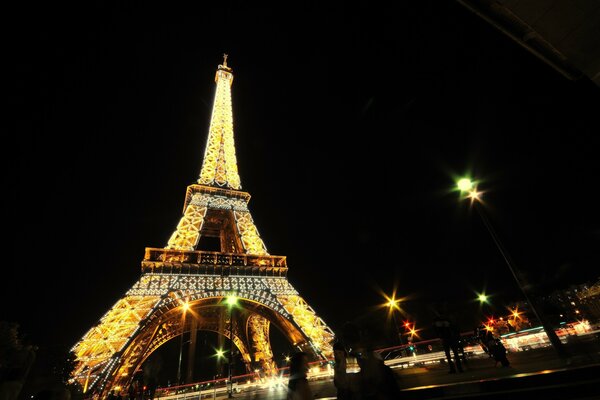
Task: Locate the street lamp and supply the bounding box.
[225,295,238,398]
[385,296,403,347]
[456,177,568,359]
[477,293,488,304]
[177,300,190,385]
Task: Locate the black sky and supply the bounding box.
[7,0,600,369]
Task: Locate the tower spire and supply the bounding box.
[198,55,241,189]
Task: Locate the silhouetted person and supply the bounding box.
[127,381,139,400]
[286,352,312,400]
[433,306,463,373]
[333,322,402,399]
[475,325,510,367]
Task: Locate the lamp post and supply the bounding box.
[386,297,403,347]
[214,350,225,400]
[225,295,238,398]
[456,178,568,359]
[176,301,190,386]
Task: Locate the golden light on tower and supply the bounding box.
[198,54,241,190]
[69,56,335,397]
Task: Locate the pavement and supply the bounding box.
[394,346,600,399]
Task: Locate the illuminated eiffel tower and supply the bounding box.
[70,55,334,396]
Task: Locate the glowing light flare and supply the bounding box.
[215,349,225,359]
[386,298,400,310]
[226,295,238,307]
[382,291,407,313]
[457,178,474,192]
[467,189,482,203]
[477,293,488,303]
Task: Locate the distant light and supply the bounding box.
[467,189,482,202]
[226,295,238,307]
[182,302,190,312]
[457,178,473,192]
[387,298,400,310]
[477,294,488,303]
[216,349,225,359]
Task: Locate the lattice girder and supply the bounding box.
[72,274,329,395]
[198,61,241,189]
[167,205,207,250]
[278,295,335,359]
[247,314,278,376]
[165,189,268,256]
[70,295,162,392]
[234,210,268,255]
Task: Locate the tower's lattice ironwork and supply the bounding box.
[70,56,334,396]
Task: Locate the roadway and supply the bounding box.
[157,335,600,399]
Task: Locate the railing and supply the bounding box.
[142,248,288,276]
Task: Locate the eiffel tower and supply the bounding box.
[70,55,335,396]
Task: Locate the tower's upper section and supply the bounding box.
[197,54,242,190]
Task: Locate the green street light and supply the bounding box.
[457,178,474,192]
[456,177,568,360]
[477,293,489,304]
[226,295,238,307]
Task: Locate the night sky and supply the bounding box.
[7,0,600,379]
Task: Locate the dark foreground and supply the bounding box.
[226,339,600,399]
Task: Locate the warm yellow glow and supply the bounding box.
[198,57,241,189]
[468,189,482,202]
[387,298,400,310]
[285,356,290,362]
[70,58,337,395]
[383,291,406,312]
[478,293,488,303]
[278,295,335,359]
[234,210,269,255]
